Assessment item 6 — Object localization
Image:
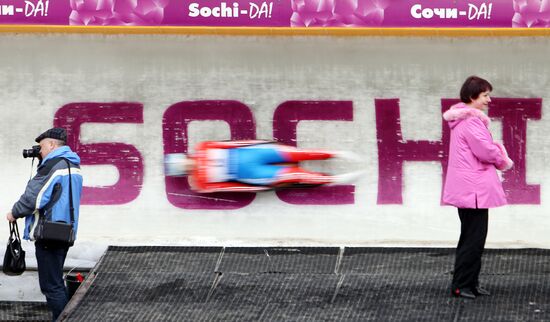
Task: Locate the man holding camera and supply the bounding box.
[6,127,83,321]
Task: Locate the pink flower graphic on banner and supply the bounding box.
[512,0,550,27]
[69,0,169,26]
[291,0,390,27]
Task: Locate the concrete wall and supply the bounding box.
[0,34,548,247]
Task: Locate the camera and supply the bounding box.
[22,145,41,159]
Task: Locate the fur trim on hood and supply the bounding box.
[442,102,490,128]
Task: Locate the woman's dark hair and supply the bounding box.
[460,76,493,103]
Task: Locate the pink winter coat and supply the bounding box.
[442,103,514,209]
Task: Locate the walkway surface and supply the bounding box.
[2,247,549,321]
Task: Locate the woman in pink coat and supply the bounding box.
[443,76,513,299]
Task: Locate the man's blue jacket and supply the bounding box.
[12,146,83,241]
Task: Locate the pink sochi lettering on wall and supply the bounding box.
[54,103,144,205]
[162,100,257,210]
[485,98,541,204]
[52,97,540,208]
[376,98,541,205]
[375,99,448,205]
[273,101,355,205]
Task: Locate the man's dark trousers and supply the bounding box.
[452,208,489,290]
[35,241,69,321]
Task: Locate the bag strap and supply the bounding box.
[62,158,75,225]
[9,222,21,241]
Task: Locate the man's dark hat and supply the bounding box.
[35,127,67,143]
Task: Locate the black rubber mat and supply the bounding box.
[203,273,341,321]
[455,274,550,322]
[82,272,214,303]
[0,301,50,321]
[334,274,460,321]
[218,247,340,274]
[480,248,550,275]
[99,246,222,274]
[61,302,213,322]
[209,273,340,305]
[59,247,550,321]
[340,247,455,275]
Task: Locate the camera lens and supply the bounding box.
[22,145,41,159]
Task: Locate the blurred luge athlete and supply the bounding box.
[6,127,83,321]
[442,76,513,300]
[165,140,363,193]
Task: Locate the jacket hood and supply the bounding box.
[39,146,81,167]
[442,102,490,129]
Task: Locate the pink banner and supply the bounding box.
[1,0,549,28]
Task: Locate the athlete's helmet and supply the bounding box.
[164,153,193,176]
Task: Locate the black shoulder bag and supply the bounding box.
[33,159,75,246]
[3,221,26,275]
